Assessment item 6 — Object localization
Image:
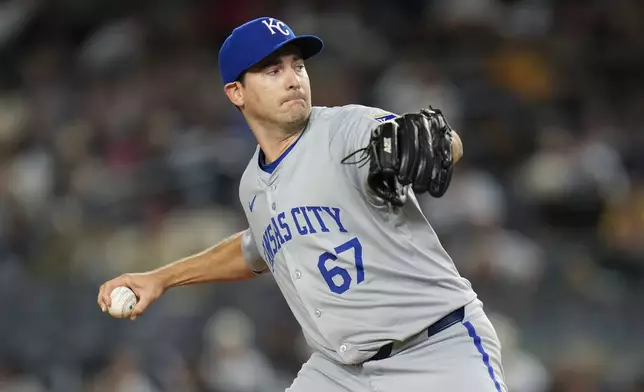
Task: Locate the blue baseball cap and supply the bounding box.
[218,17,324,84]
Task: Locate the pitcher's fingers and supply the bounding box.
[97,284,107,312]
[100,276,128,310]
[129,295,151,320]
[100,281,116,310]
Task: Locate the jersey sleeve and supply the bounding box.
[241,228,269,274]
[328,105,398,196]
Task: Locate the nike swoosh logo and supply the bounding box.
[249,195,257,212]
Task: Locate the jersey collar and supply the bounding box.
[258,121,309,174]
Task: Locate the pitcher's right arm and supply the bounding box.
[97,229,266,319]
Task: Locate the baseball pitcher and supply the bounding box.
[98,17,507,391]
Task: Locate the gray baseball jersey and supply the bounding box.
[239,104,477,366]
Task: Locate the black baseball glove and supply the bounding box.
[342,107,455,206]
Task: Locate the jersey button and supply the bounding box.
[271,202,276,210]
[314,309,321,318]
[340,344,348,353]
[295,270,302,279]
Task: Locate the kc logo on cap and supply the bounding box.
[261,18,290,36]
[218,17,324,84]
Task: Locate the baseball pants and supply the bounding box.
[287,299,507,392]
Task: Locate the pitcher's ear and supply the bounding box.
[224,81,244,107]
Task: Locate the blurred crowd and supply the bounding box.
[0,0,643,391]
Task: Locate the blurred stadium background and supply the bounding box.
[0,0,643,391]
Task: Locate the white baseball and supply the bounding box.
[109,286,138,318]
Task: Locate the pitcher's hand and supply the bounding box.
[98,272,166,320]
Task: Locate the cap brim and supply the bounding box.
[256,35,324,69]
[282,35,324,60]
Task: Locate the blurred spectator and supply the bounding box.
[88,348,159,392]
[490,312,550,392]
[450,221,545,289]
[428,0,504,30]
[199,308,281,392]
[515,125,630,229]
[373,56,463,129]
[422,165,507,230]
[599,185,644,281]
[547,341,607,392]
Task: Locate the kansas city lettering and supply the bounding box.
[262,206,347,268]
